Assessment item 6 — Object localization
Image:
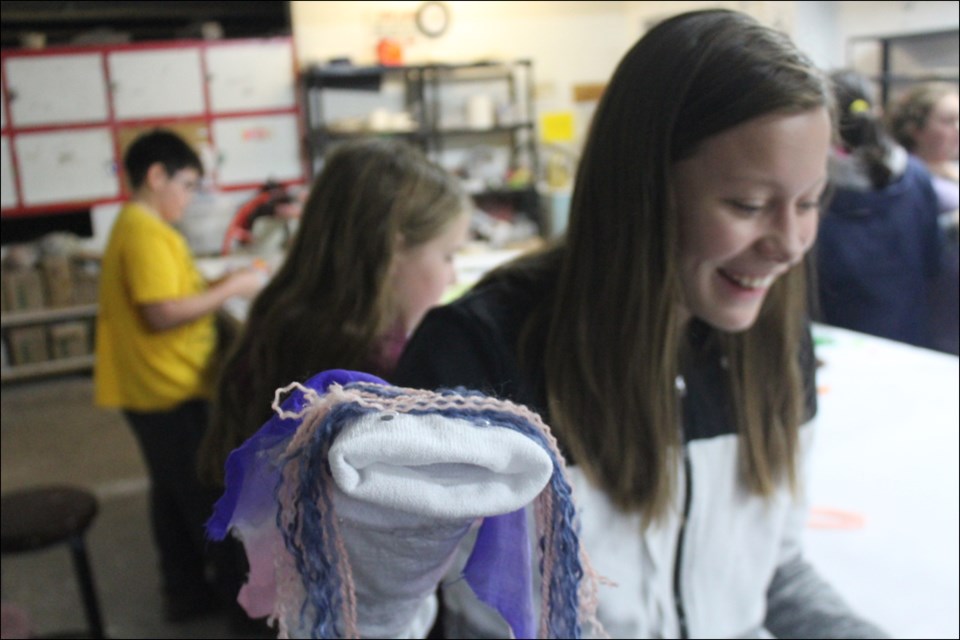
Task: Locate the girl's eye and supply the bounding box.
[727,200,764,215]
[798,201,821,213]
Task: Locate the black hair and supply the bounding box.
[123,129,203,190]
[830,69,897,188]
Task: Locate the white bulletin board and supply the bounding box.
[15,128,119,206]
[6,53,109,127]
[109,48,205,120]
[206,41,296,113]
[1,136,17,209]
[213,114,301,186]
[1,37,304,218]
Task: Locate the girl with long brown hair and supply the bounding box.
[200,138,470,487]
[394,9,885,638]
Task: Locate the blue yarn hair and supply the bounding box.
[276,402,374,637]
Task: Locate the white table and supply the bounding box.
[806,324,959,639]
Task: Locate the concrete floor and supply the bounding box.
[1,374,270,639]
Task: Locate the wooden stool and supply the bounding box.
[1,485,106,638]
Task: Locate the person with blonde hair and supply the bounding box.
[888,83,959,210]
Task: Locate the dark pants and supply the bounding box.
[124,399,222,597]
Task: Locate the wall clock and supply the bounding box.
[416,1,451,38]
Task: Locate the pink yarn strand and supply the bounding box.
[321,468,359,639]
[535,491,554,639]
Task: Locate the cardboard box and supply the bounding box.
[2,268,47,311]
[41,255,75,308]
[71,262,100,305]
[6,326,50,365]
[48,321,91,359]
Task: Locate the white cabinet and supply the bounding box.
[206,40,296,112]
[15,128,118,206]
[1,136,16,209]
[108,48,205,119]
[5,53,109,126]
[1,72,6,128]
[1,37,304,219]
[205,40,300,188]
[213,114,302,186]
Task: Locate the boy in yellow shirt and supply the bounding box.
[94,129,263,621]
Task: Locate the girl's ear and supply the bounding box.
[386,233,406,277]
[144,162,168,190]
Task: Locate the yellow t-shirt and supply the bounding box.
[94,202,215,411]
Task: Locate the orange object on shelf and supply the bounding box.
[377,38,403,66]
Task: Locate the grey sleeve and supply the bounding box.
[765,554,889,639]
[766,421,888,640]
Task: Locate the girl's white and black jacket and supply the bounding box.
[391,254,888,639]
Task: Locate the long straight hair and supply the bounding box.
[538,10,832,519]
[200,139,468,486]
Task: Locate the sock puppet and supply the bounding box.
[207,369,604,639]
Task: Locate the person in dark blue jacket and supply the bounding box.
[816,70,942,348]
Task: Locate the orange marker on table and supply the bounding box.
[807,507,865,530]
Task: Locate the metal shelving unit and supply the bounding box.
[1,304,98,329]
[848,29,959,106]
[1,354,96,383]
[300,59,542,231]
